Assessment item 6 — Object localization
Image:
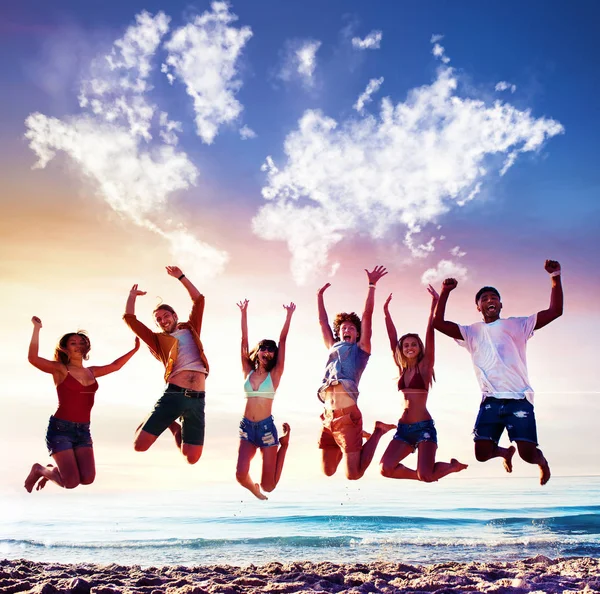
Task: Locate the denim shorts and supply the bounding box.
[474,397,538,445]
[45,415,93,456]
[393,419,438,450]
[239,416,279,448]
[142,384,206,446]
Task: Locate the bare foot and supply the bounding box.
[35,465,54,491]
[24,463,43,493]
[503,445,516,473]
[540,459,551,486]
[450,459,469,474]
[251,483,268,501]
[375,421,397,435]
[279,422,291,447]
[169,421,182,449]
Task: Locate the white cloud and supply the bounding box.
[25,11,229,279]
[239,125,257,140]
[430,34,444,43]
[253,55,564,285]
[352,30,382,50]
[354,77,384,113]
[450,246,466,258]
[432,43,450,64]
[278,39,321,88]
[162,1,252,144]
[495,81,517,93]
[421,259,468,285]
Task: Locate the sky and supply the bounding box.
[1,0,599,496]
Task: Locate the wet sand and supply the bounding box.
[1,556,599,593]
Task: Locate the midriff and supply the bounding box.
[169,370,206,391]
[398,390,431,424]
[322,383,356,411]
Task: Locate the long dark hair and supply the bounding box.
[248,339,278,372]
[54,332,91,365]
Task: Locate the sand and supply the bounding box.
[1,556,599,593]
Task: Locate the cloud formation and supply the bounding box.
[421,259,468,285]
[253,52,564,285]
[495,81,517,93]
[278,40,321,88]
[352,31,382,50]
[354,77,384,113]
[25,10,229,279]
[162,2,252,144]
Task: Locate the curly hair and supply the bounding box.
[248,339,278,372]
[332,312,361,342]
[54,332,91,365]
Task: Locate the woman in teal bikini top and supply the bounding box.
[235,299,296,501]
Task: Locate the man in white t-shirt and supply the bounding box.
[433,260,563,485]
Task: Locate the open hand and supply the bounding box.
[129,284,147,297]
[166,266,183,278]
[366,265,388,286]
[283,302,296,315]
[427,284,440,303]
[384,293,393,309]
[237,299,249,311]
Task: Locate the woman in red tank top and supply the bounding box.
[379,286,468,483]
[24,316,140,493]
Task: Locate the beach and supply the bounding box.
[2,556,599,593]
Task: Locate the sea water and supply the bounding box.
[2,476,599,567]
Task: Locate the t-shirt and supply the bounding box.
[318,341,370,403]
[170,328,208,376]
[456,314,537,403]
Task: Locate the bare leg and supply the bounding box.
[236,440,267,500]
[74,447,96,485]
[417,441,468,482]
[347,421,396,480]
[321,448,343,476]
[260,422,291,492]
[380,439,418,480]
[24,449,82,492]
[516,441,551,485]
[475,440,515,472]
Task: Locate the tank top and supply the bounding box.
[244,371,275,400]
[318,341,370,403]
[398,365,427,391]
[55,371,98,424]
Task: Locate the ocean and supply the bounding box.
[2,476,599,567]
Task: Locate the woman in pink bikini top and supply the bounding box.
[24,316,139,494]
[379,286,468,484]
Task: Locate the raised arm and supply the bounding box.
[383,293,399,364]
[535,260,563,330]
[166,266,200,301]
[358,265,388,354]
[317,283,335,349]
[237,299,253,376]
[89,338,140,378]
[28,317,62,374]
[125,284,147,316]
[422,285,439,372]
[272,302,296,384]
[433,278,462,340]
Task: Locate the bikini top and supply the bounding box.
[244,371,275,400]
[55,370,99,424]
[398,365,427,391]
